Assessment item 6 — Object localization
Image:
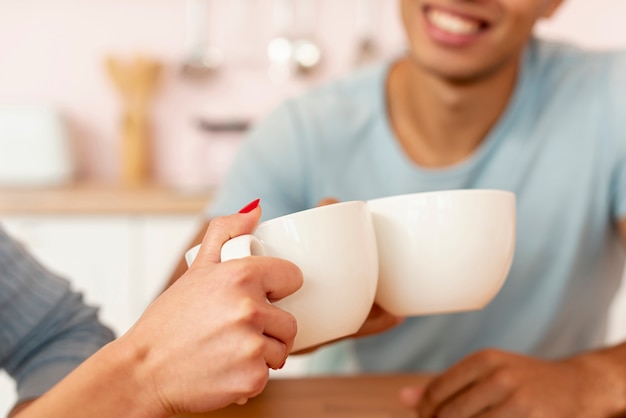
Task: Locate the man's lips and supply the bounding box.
[424,5,490,37]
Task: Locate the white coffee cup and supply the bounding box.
[185,201,379,352]
[367,189,516,316]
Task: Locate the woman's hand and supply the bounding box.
[120,205,304,415]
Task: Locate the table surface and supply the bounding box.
[176,373,432,418]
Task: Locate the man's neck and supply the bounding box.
[387,56,519,168]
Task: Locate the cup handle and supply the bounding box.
[221,234,265,261]
[185,234,265,267]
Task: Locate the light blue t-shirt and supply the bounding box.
[208,38,626,373]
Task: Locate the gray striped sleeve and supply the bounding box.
[0,227,115,404]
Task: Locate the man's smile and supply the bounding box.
[426,7,485,35]
[422,5,490,46]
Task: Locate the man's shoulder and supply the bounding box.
[532,37,626,75]
[524,38,626,110]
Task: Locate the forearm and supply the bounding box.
[14,338,166,418]
[8,400,34,418]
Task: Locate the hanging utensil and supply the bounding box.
[354,0,382,68]
[180,0,223,80]
[291,0,322,76]
[267,0,321,81]
[267,0,296,83]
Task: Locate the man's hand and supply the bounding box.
[400,348,626,418]
[352,303,404,338]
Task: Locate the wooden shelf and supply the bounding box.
[0,182,212,215]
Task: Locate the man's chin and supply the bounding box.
[406,52,516,86]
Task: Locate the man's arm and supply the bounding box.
[619,218,626,261]
[399,218,626,417]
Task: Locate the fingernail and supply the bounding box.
[238,198,260,214]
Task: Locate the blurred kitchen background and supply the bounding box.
[1,0,625,190]
[1,0,625,414]
[1,0,409,191]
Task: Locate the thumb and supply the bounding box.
[192,199,262,266]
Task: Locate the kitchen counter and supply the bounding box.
[0,182,212,215]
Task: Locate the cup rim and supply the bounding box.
[258,200,367,228]
[367,189,515,205]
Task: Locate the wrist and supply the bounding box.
[564,346,626,416]
[14,337,169,418]
[103,336,169,418]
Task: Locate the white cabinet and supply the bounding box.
[0,214,203,415]
[2,216,136,334]
[1,215,204,335]
[135,216,206,315]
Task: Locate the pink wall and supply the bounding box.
[1,0,624,190]
[535,0,626,49]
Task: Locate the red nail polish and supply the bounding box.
[238,198,260,214]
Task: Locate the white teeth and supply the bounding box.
[427,8,481,35]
